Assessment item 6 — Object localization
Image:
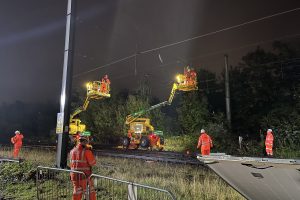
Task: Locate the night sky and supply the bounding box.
[0,0,300,104]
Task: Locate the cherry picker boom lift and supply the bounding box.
[69,76,111,143]
[123,66,198,150]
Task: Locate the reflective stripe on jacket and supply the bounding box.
[70,144,96,180]
[265,133,274,146]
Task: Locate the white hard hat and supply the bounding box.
[15,130,20,134]
[267,129,272,132]
[201,129,205,133]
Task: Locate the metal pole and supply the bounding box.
[224,55,231,127]
[56,0,76,168]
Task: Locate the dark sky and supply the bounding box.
[0,0,300,104]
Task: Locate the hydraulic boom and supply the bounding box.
[69,77,111,135]
[123,66,198,150]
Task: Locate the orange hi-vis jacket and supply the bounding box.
[11,134,24,147]
[70,144,96,180]
[265,132,274,149]
[198,133,213,150]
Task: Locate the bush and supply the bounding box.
[0,162,37,200]
[261,107,300,149]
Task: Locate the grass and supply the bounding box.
[94,157,244,200]
[275,147,300,158]
[164,135,199,153]
[0,146,245,200]
[1,142,299,200]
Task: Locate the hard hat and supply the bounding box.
[104,74,108,78]
[267,129,272,132]
[15,130,20,134]
[201,129,205,133]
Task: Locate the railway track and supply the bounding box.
[0,145,202,166]
[95,149,202,165]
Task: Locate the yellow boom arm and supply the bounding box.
[125,101,169,125]
[70,97,90,121]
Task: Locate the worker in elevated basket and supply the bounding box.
[189,67,197,85]
[70,134,96,200]
[197,129,213,156]
[11,130,24,158]
[265,129,274,157]
[100,74,110,93]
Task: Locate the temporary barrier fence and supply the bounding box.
[0,158,20,164]
[36,166,176,200]
[91,174,176,200]
[36,166,88,200]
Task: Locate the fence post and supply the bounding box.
[128,183,137,200]
[86,176,90,200]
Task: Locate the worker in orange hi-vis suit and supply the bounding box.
[70,135,96,200]
[189,68,197,85]
[197,129,213,156]
[100,74,110,93]
[11,130,24,158]
[265,129,274,157]
[184,66,191,84]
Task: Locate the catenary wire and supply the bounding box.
[73,7,300,78]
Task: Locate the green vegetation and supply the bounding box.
[0,161,37,200]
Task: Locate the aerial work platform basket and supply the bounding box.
[175,66,198,91]
[168,66,198,104]
[176,74,198,91]
[86,81,111,99]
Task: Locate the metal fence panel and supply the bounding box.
[36,166,176,199]
[0,158,20,165]
[36,166,88,200]
[91,174,176,200]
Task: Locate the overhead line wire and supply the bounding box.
[73,54,136,78]
[139,7,300,54]
[73,7,300,78]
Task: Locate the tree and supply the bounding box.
[230,42,300,141]
[177,92,209,134]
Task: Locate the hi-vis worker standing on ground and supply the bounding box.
[11,130,24,158]
[197,129,213,155]
[70,134,96,200]
[265,129,274,156]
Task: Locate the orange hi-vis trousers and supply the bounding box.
[13,145,22,158]
[201,147,211,156]
[265,144,273,156]
[72,179,96,200]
